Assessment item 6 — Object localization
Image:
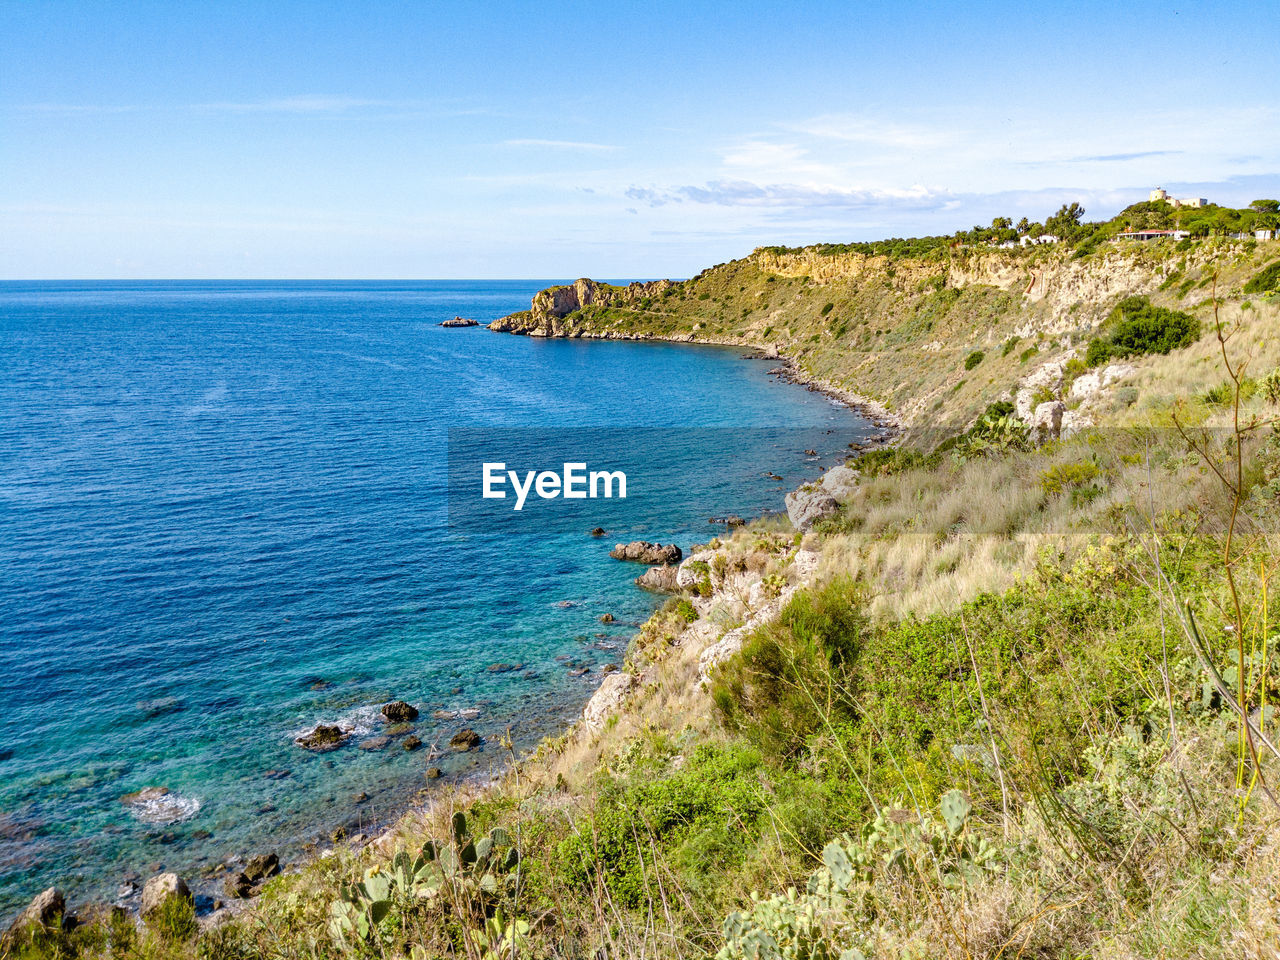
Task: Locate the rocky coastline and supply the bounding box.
[4,301,893,936]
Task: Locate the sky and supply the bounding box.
[2,0,1278,279]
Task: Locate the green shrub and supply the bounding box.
[820,302,834,316]
[149,894,198,943]
[1019,346,1039,363]
[1001,335,1021,356]
[553,743,771,909]
[1243,260,1280,295]
[1087,296,1199,366]
[1265,369,1280,405]
[711,578,867,757]
[1040,461,1101,495]
[964,350,985,370]
[856,447,939,477]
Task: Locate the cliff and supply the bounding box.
[491,239,1276,430]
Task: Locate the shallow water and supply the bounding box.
[0,280,872,913]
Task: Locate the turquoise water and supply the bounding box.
[0,281,871,913]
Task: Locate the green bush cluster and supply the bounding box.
[1040,460,1102,495]
[1086,296,1199,366]
[964,350,985,370]
[1243,260,1280,295]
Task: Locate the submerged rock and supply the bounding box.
[141,873,191,918]
[449,729,482,751]
[358,736,391,752]
[486,662,524,673]
[381,701,418,722]
[609,541,682,564]
[295,725,348,752]
[402,735,423,751]
[425,766,443,779]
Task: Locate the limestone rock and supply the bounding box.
[819,464,859,498]
[1060,409,1094,439]
[699,586,799,683]
[7,887,64,933]
[609,541,682,564]
[582,672,636,730]
[784,486,840,531]
[675,550,715,588]
[635,565,679,592]
[791,548,821,582]
[1030,401,1066,444]
[141,873,191,917]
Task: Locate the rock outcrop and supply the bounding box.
[609,541,682,564]
[582,672,637,730]
[381,701,418,722]
[141,873,191,918]
[699,585,801,683]
[635,565,679,592]
[449,729,482,751]
[785,487,839,530]
[489,278,674,336]
[295,725,348,751]
[7,887,64,934]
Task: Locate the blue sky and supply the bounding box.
[2,0,1278,278]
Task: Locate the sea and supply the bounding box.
[0,280,873,914]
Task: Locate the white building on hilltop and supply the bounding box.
[1150,187,1208,208]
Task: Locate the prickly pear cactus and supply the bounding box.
[940,789,971,835]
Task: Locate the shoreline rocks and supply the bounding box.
[141,873,191,918]
[635,565,679,592]
[609,541,682,564]
[449,729,482,752]
[7,887,64,935]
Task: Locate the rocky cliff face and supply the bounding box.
[489,278,673,336]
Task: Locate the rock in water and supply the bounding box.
[449,729,482,751]
[609,541,682,564]
[589,527,606,537]
[295,725,348,751]
[7,887,64,934]
[381,700,418,722]
[635,565,679,592]
[425,766,443,779]
[402,735,422,751]
[243,853,279,883]
[141,873,191,917]
[358,736,391,751]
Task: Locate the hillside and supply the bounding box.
[7,235,1280,960]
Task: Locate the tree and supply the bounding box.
[1249,199,1280,213]
[1016,217,1030,235]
